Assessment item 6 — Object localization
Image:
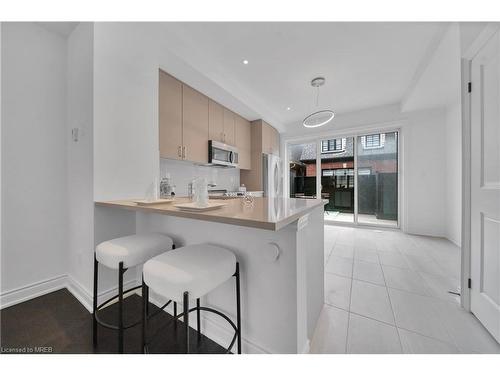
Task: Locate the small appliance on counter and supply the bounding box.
[160,173,176,199]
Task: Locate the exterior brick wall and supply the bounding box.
[305,159,395,176]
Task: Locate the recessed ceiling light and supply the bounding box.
[286,107,291,111]
[242,59,249,65]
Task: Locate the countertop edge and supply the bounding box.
[95,198,327,231]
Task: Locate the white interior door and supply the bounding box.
[470,29,500,343]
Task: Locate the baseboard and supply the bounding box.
[66,275,139,313]
[1,273,139,313]
[0,274,67,309]
[147,290,270,354]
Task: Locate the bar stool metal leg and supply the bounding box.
[235,262,242,354]
[196,298,201,338]
[183,291,189,353]
[118,261,124,354]
[92,254,98,349]
[141,278,148,353]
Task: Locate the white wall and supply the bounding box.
[93,23,251,201]
[66,23,95,296]
[403,108,447,237]
[400,23,463,244]
[444,102,462,245]
[1,23,68,294]
[93,23,160,201]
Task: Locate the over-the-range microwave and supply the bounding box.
[208,140,239,168]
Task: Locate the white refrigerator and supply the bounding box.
[262,153,283,198]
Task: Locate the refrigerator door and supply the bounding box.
[263,153,283,198]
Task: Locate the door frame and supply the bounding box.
[283,120,403,230]
[460,23,500,311]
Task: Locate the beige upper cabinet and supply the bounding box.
[159,70,183,160]
[182,84,209,163]
[159,69,251,166]
[261,120,279,155]
[235,115,251,170]
[223,108,235,145]
[208,99,224,143]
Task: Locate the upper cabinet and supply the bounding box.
[182,85,209,164]
[223,108,235,146]
[208,99,224,143]
[235,115,251,170]
[208,100,235,146]
[159,71,183,160]
[159,69,252,168]
[261,120,280,156]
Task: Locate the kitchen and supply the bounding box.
[92,68,325,354]
[1,11,500,366]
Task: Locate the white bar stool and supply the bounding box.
[142,244,241,354]
[93,233,175,353]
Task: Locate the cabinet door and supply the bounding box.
[223,108,235,145]
[208,99,224,142]
[261,120,273,154]
[235,115,251,170]
[182,84,209,163]
[159,70,183,160]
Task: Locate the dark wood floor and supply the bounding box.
[0,288,226,354]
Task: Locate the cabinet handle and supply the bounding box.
[178,146,182,157]
[182,146,186,159]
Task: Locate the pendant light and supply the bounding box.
[302,77,335,128]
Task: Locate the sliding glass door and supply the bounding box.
[288,142,317,199]
[356,131,398,227]
[287,129,399,228]
[320,137,355,223]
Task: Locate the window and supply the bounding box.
[321,138,346,153]
[322,170,334,177]
[332,168,354,189]
[361,133,385,149]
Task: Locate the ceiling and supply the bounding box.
[160,22,444,132]
[36,22,78,37]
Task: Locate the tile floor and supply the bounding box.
[324,212,398,227]
[310,225,500,354]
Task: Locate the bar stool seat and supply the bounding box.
[93,232,174,353]
[142,244,241,354]
[96,233,173,269]
[143,244,236,302]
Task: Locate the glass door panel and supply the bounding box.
[288,142,317,199]
[320,137,355,223]
[356,131,398,227]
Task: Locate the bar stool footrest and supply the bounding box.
[144,305,240,354]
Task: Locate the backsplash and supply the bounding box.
[160,158,240,197]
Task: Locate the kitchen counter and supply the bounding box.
[94,196,325,353]
[95,197,327,231]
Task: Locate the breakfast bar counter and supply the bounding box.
[95,197,326,231]
[94,197,326,353]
